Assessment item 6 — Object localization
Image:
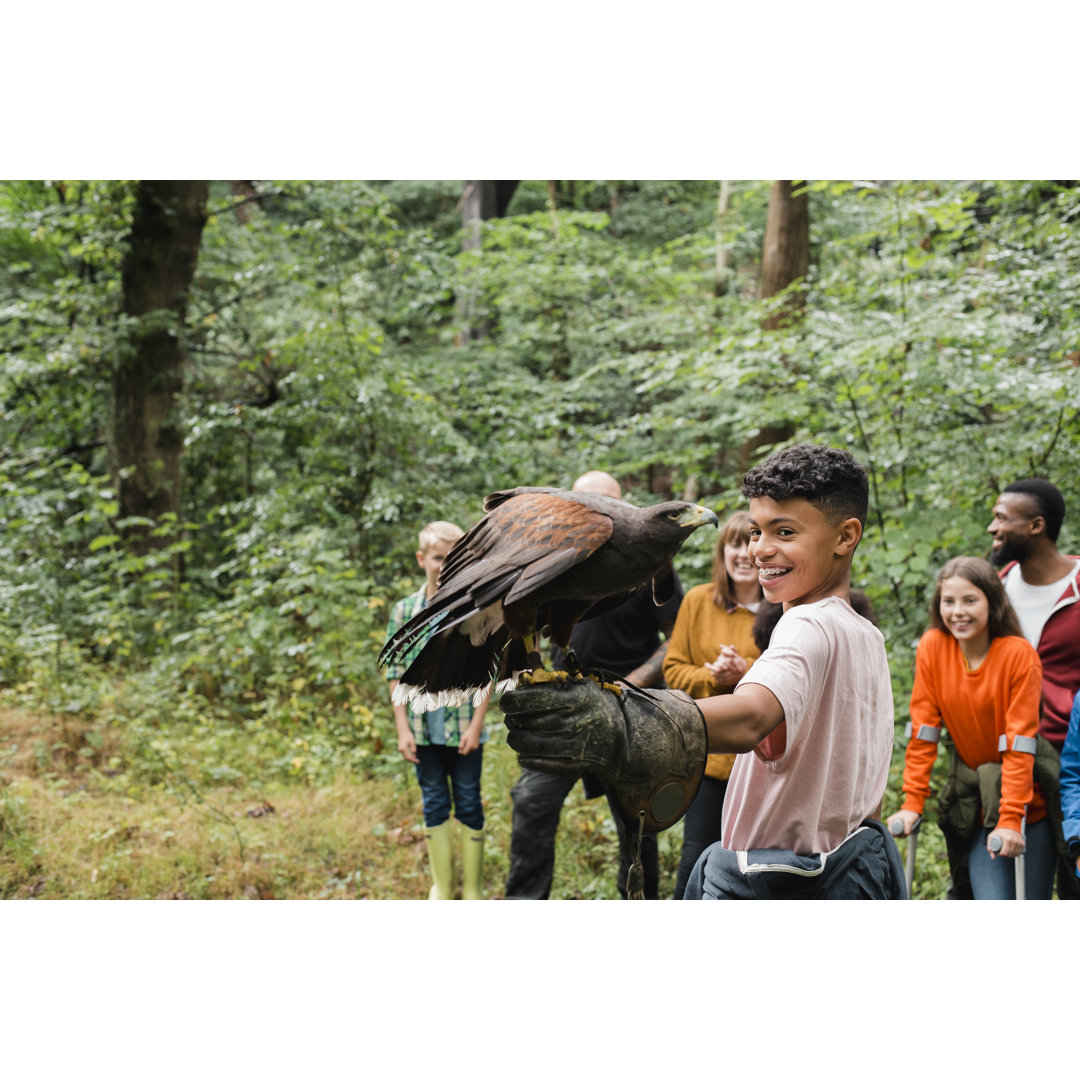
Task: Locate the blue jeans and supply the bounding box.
[414,744,484,831]
[967,817,1055,900]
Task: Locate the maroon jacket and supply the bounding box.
[1000,555,1080,749]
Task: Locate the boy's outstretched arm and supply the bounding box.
[501,678,783,832]
[698,683,785,755]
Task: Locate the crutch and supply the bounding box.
[988,812,1026,900]
[989,734,1035,898]
[889,816,921,899]
[892,717,939,899]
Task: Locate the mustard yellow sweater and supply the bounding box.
[662,583,760,781]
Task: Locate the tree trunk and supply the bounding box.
[461,180,518,238]
[759,180,809,330]
[456,180,518,343]
[714,180,733,297]
[109,180,209,553]
[737,181,811,470]
[229,180,262,224]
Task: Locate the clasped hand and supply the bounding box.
[705,644,748,689]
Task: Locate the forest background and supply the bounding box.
[1,177,1078,901]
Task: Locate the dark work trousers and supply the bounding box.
[673,774,729,900]
[504,766,659,899]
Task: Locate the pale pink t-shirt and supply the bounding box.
[721,596,894,855]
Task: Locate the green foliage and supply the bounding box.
[1,178,1078,898]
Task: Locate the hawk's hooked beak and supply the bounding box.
[680,505,720,529]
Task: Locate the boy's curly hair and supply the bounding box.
[742,444,869,526]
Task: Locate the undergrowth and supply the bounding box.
[0,697,691,900]
[0,643,958,902]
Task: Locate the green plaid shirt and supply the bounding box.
[384,585,489,747]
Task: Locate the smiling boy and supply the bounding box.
[502,445,904,899]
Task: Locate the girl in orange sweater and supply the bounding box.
[887,556,1054,899]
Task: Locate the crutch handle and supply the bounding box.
[889,816,920,836]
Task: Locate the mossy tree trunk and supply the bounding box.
[760,180,810,329]
[738,181,810,469]
[109,180,209,554]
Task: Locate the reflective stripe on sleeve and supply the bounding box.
[998,733,1037,755]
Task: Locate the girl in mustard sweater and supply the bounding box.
[663,510,763,899]
[887,556,1053,899]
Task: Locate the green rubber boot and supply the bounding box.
[461,824,485,901]
[425,821,456,900]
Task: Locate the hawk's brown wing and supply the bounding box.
[437,489,613,598]
[380,490,614,671]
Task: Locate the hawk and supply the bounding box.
[379,486,718,710]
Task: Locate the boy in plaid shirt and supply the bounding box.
[385,521,492,899]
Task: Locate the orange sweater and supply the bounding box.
[901,629,1044,832]
[662,583,760,781]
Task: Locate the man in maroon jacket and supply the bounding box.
[989,478,1080,899]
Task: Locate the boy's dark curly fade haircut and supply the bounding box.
[742,444,869,527]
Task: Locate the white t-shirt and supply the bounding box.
[721,596,894,855]
[1002,561,1080,648]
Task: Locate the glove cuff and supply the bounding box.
[611,688,708,832]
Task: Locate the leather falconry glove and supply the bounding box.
[501,677,707,832]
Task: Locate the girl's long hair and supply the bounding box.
[711,510,761,611]
[928,556,1023,641]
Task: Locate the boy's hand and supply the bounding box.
[501,677,707,832]
[397,729,419,764]
[458,727,481,755]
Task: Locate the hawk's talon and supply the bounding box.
[521,668,570,686]
[586,672,623,695]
